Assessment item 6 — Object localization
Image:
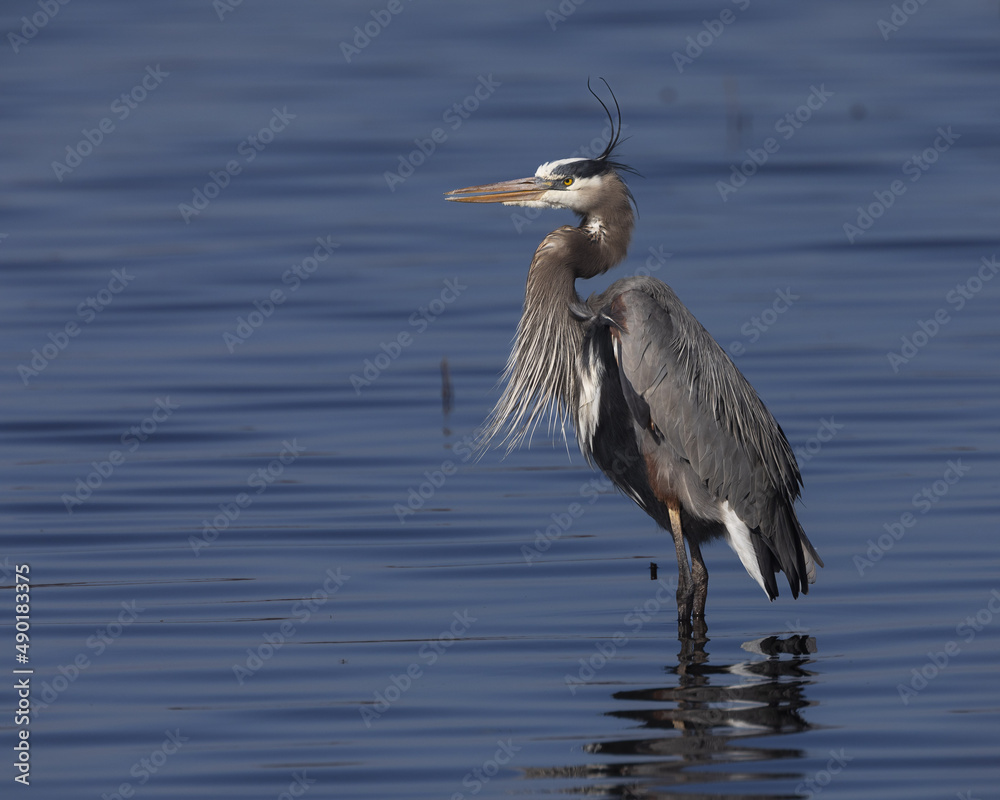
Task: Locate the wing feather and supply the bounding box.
[591,277,820,597]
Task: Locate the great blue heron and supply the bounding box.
[445,83,822,625]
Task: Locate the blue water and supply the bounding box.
[2,1,998,797]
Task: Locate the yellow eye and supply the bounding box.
[563,177,574,186]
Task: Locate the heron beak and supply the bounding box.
[445,177,548,204]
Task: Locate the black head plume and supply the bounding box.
[587,77,639,177]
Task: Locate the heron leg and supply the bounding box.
[689,537,708,619]
[667,497,693,621]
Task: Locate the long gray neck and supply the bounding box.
[481,183,635,451]
[574,182,634,279]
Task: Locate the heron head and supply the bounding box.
[445,79,637,216]
[444,156,630,213]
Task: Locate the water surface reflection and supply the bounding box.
[528,634,818,797]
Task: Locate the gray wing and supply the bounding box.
[592,277,819,596]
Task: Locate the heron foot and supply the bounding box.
[676,610,708,641]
